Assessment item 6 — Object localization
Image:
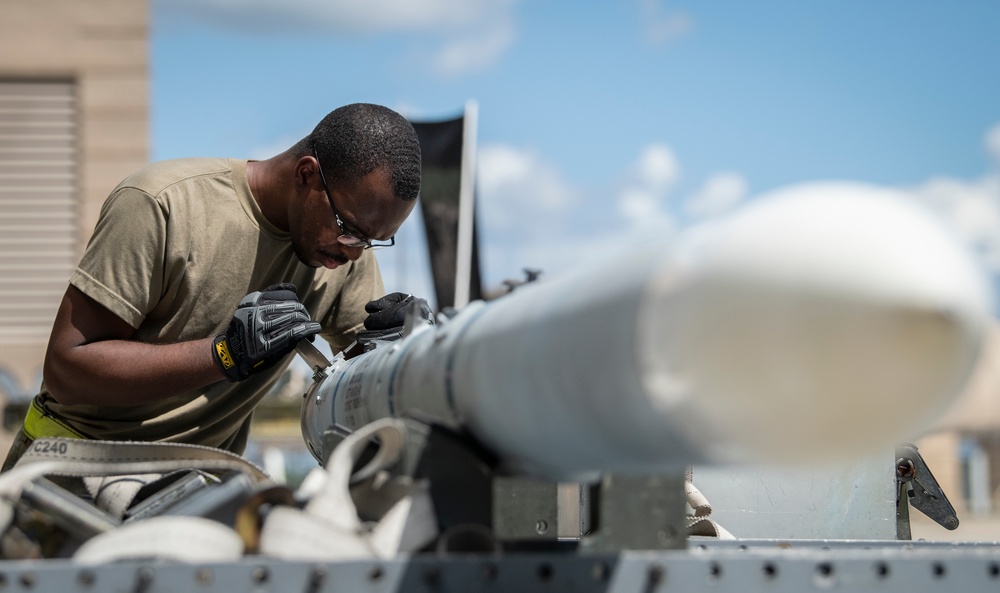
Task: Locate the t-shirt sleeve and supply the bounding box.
[69,186,168,329]
[320,251,385,353]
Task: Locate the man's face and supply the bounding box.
[290,165,416,269]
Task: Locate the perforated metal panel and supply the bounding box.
[1,545,999,593]
[0,80,77,345]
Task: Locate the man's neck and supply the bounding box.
[247,158,291,232]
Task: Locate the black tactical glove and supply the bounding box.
[212,283,322,382]
[355,292,433,345]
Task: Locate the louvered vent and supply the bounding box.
[0,81,77,345]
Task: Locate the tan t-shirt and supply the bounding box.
[38,158,384,453]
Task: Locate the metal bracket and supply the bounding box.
[580,473,687,552]
[895,442,959,540]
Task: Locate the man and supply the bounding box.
[2,103,422,470]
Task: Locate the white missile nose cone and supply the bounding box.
[641,183,993,464]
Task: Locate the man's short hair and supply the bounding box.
[309,104,421,201]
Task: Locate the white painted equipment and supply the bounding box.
[302,184,991,480]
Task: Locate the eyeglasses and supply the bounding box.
[312,145,395,250]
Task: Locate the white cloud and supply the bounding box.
[157,0,520,77]
[475,143,633,286]
[158,0,515,33]
[684,171,748,219]
[618,187,674,232]
[429,19,516,77]
[389,122,1000,300]
[477,144,578,232]
[634,144,680,192]
[615,143,678,232]
[638,0,693,46]
[911,175,1000,271]
[987,122,1000,167]
[906,125,1000,273]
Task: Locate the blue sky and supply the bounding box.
[152,1,1000,306]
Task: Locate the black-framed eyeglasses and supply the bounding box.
[312,145,395,250]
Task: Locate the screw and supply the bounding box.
[896,458,916,480]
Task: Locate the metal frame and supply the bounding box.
[0,541,999,593]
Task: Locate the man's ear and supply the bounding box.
[294,155,322,190]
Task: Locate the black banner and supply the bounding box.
[411,115,483,310]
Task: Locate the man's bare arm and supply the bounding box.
[42,285,225,406]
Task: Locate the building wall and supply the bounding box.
[0,0,149,418]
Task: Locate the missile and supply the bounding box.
[301,183,991,480]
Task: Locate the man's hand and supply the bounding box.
[213,284,322,382]
[356,292,433,345]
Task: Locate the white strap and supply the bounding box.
[73,516,243,564]
[0,438,272,540]
[368,482,437,557]
[5,431,437,562]
[259,418,437,561]
[685,467,736,539]
[14,438,271,483]
[258,506,377,560]
[305,419,407,525]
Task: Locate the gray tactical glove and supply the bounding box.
[212,283,322,382]
[355,292,433,346]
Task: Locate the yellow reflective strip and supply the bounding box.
[23,399,85,440]
[215,340,235,369]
